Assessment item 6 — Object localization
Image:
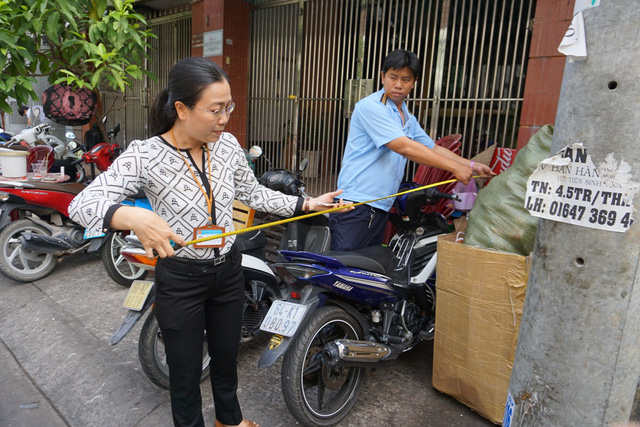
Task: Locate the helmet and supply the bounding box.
[258,169,303,196]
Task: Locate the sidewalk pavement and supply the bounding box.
[0,252,493,427]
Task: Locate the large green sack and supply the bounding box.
[464,125,553,255]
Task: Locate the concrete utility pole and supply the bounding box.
[507,1,640,425]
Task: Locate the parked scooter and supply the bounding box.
[100,193,152,287]
[70,120,121,182]
[110,229,276,389]
[257,186,459,426]
[0,181,107,281]
[49,131,85,182]
[109,146,332,389]
[3,124,62,149]
[0,181,149,283]
[1,124,85,181]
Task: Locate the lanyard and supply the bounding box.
[170,128,215,225]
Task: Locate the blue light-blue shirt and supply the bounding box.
[337,89,435,211]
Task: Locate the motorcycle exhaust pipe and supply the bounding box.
[20,231,74,254]
[323,339,402,367]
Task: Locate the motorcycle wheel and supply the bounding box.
[52,159,84,183]
[138,312,211,390]
[0,219,58,282]
[101,231,148,287]
[73,163,85,183]
[281,305,365,426]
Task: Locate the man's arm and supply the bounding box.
[432,144,494,176]
[386,136,480,184]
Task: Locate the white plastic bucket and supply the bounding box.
[0,150,28,178]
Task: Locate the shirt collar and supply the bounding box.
[377,89,408,124]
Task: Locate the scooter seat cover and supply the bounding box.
[0,181,87,195]
[235,230,268,252]
[325,245,396,275]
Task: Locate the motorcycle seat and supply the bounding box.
[35,182,87,195]
[324,245,397,275]
[0,181,87,195]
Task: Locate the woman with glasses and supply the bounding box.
[68,57,350,427]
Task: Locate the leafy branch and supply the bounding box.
[0,0,156,140]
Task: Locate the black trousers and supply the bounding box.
[328,203,389,251]
[154,245,244,427]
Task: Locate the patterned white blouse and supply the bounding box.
[68,133,301,259]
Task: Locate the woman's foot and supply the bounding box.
[214,419,261,427]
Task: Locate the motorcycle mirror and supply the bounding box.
[65,131,76,140]
[299,157,309,172]
[248,145,263,159]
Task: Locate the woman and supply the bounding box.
[69,57,350,427]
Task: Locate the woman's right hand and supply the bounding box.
[111,206,185,258]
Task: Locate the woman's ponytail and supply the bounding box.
[149,88,176,136]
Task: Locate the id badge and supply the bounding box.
[193,224,225,248]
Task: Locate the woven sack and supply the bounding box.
[464,125,553,256]
[42,84,97,126]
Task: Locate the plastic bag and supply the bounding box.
[452,178,477,211]
[464,125,554,255]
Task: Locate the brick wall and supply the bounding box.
[222,0,250,147]
[190,0,249,148]
[517,0,575,148]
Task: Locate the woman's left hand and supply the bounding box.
[309,189,354,212]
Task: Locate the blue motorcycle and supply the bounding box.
[257,186,459,426]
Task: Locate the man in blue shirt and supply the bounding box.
[329,49,493,251]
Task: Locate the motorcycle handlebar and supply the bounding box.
[70,158,83,166]
[424,188,460,201]
[425,188,461,202]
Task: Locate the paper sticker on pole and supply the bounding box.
[525,143,639,232]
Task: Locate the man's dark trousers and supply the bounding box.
[328,203,389,251]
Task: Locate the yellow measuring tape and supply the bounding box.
[184,177,463,247]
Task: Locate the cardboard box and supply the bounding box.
[432,233,530,424]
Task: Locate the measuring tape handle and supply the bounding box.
[150,239,183,257]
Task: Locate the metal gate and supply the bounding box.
[248,0,535,195]
[102,12,192,147]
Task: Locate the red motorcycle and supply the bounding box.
[70,122,121,182]
[0,180,148,282]
[0,121,145,283]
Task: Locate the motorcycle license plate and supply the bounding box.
[121,280,154,311]
[260,301,307,337]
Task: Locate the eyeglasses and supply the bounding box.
[192,101,236,119]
